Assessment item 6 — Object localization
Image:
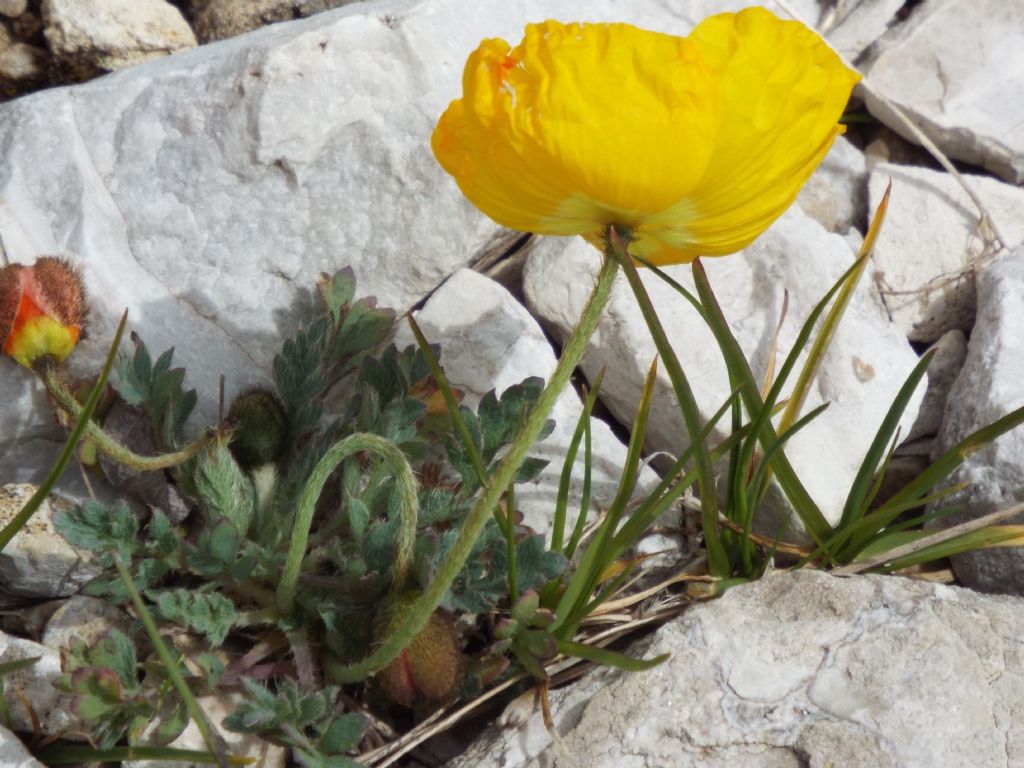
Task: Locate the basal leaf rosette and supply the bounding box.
[432,7,860,265]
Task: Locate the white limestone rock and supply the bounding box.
[933,248,1024,595]
[452,570,1024,768]
[0,724,44,768]
[523,206,923,532]
[42,0,196,75]
[862,0,1024,184]
[796,134,868,234]
[868,163,1024,343]
[0,0,864,494]
[394,268,661,540]
[0,484,101,603]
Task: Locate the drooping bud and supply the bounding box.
[375,592,463,708]
[1,257,87,369]
[226,386,289,468]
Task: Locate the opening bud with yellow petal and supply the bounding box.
[432,7,860,265]
[1,257,87,369]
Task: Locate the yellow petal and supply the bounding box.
[432,9,860,266]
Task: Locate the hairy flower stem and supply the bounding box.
[113,555,229,768]
[276,433,419,616]
[325,250,620,684]
[41,365,216,471]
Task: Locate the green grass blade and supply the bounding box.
[0,656,40,675]
[564,403,595,560]
[34,745,238,765]
[878,404,1024,519]
[874,526,1024,572]
[609,236,727,576]
[556,639,669,671]
[631,255,706,318]
[552,358,657,635]
[743,402,830,532]
[557,566,636,641]
[797,485,967,568]
[691,260,831,543]
[840,350,934,530]
[0,656,40,731]
[606,389,741,560]
[552,370,605,553]
[736,259,864,513]
[0,311,128,553]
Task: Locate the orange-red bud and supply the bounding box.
[0,257,86,369]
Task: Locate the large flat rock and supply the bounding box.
[0,0,918,468]
[452,570,1024,768]
[863,0,1024,184]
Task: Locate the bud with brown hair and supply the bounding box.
[226,386,289,469]
[375,592,463,708]
[1,257,87,369]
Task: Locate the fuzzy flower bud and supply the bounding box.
[226,386,289,468]
[376,592,463,708]
[1,257,87,369]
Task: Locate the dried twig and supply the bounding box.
[833,501,1024,575]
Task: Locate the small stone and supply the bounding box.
[192,0,350,43]
[11,10,42,41]
[0,723,45,768]
[0,631,76,735]
[0,484,101,602]
[0,0,27,19]
[42,0,197,77]
[42,595,132,651]
[0,40,45,79]
[817,0,906,61]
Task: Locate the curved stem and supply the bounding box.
[325,250,620,684]
[276,432,418,616]
[42,366,217,472]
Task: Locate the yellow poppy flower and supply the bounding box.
[432,7,860,265]
[1,257,87,369]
